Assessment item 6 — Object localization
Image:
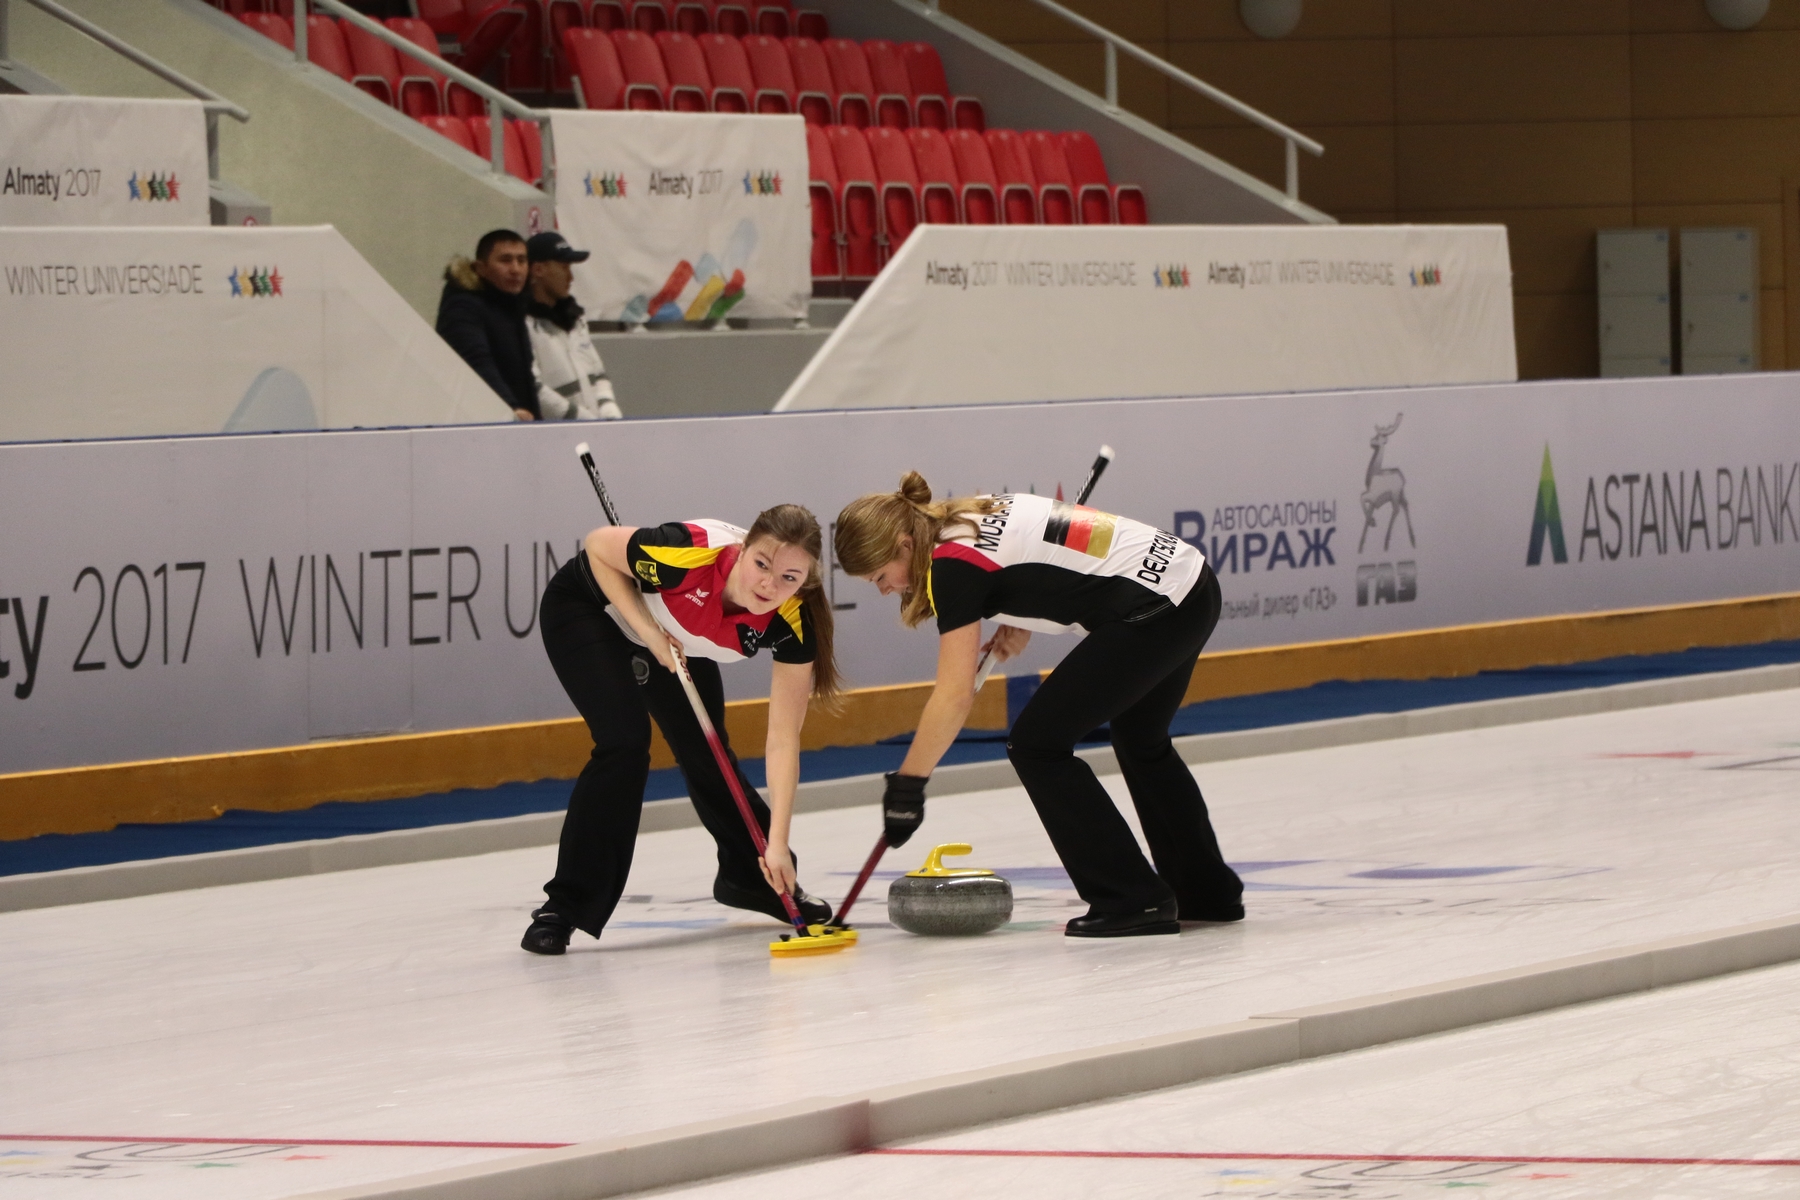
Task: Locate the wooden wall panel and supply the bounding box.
[1404,206,1634,295]
[1165,38,1394,128]
[1630,0,1800,33]
[1514,292,1601,380]
[1394,0,1630,37]
[1168,0,1392,41]
[942,0,1800,383]
[1394,36,1630,123]
[1396,122,1633,210]
[1634,118,1800,204]
[1632,32,1800,117]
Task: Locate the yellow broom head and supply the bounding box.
[769,924,859,957]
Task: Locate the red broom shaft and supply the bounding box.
[832,836,888,926]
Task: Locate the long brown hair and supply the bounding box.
[744,503,842,703]
[834,472,998,629]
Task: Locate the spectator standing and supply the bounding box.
[526,232,623,421]
[436,229,541,422]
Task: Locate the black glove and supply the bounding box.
[882,772,928,848]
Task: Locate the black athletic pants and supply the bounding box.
[537,558,785,935]
[1006,568,1241,918]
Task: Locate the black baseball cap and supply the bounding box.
[527,231,591,263]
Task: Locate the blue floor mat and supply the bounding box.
[7,637,1799,878]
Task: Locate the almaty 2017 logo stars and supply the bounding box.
[1153,264,1192,288]
[743,170,782,196]
[228,266,284,298]
[584,171,626,198]
[127,170,181,202]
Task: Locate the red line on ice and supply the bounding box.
[870,1148,1800,1169]
[0,1134,570,1150]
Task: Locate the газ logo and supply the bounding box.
[1355,414,1418,607]
[228,266,283,297]
[128,171,181,202]
[1526,445,1569,565]
[584,171,626,198]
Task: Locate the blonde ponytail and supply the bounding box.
[835,472,998,628]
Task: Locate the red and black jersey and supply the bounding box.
[581,519,814,665]
[929,494,1204,636]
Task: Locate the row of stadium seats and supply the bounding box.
[238,13,484,116]
[419,114,547,184]
[525,0,827,41]
[564,29,980,130]
[808,125,1147,286]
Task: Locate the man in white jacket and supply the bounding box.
[525,232,623,421]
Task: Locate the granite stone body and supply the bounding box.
[887,874,1014,936]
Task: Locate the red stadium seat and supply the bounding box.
[861,38,913,129]
[516,118,545,184]
[654,31,714,111]
[466,114,532,180]
[713,0,750,36]
[436,2,526,79]
[501,0,547,93]
[753,0,791,37]
[805,123,843,284]
[340,20,401,105]
[821,38,873,128]
[1059,130,1146,224]
[418,113,479,154]
[695,33,753,112]
[740,34,797,114]
[416,0,467,37]
[303,16,356,84]
[904,127,961,225]
[1022,130,1076,224]
[385,18,450,115]
[900,41,981,132]
[240,12,293,50]
[782,36,837,126]
[589,0,628,30]
[672,0,710,34]
[566,26,628,107]
[984,128,1038,224]
[611,28,671,108]
[864,125,922,256]
[944,128,999,224]
[631,0,670,32]
[795,9,826,40]
[823,125,881,281]
[543,0,585,94]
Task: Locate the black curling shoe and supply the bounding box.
[713,876,833,925]
[521,906,575,956]
[1065,899,1181,938]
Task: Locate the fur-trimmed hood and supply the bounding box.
[443,255,483,292]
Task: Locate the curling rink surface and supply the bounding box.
[4,684,1799,1197]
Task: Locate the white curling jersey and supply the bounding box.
[928,493,1204,636]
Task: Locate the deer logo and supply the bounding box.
[1358,414,1416,554]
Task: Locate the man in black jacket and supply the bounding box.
[436,229,543,421]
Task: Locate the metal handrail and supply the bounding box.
[10,0,251,182]
[297,0,552,198]
[927,0,1322,201]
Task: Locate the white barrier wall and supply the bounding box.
[0,225,512,441]
[1,372,1797,774]
[0,96,210,227]
[776,224,1517,411]
[550,111,810,324]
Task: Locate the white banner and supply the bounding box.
[776,224,1517,411]
[0,96,210,228]
[2,371,1798,774]
[0,225,513,441]
[549,111,810,323]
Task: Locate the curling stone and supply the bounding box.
[887,843,1013,936]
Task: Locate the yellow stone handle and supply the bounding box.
[907,843,995,878]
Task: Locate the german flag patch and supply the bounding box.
[1041,501,1117,559]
